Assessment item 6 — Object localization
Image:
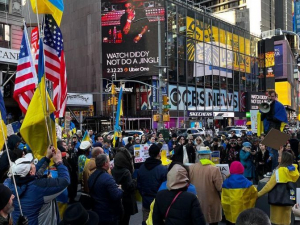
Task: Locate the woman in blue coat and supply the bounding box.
[240,142,255,180]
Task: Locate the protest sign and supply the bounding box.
[216,164,230,180]
[134,144,150,163]
[261,128,290,150]
[211,151,220,164]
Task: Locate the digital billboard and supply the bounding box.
[101,0,165,77]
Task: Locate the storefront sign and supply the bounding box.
[101,0,165,77]
[169,85,239,111]
[67,93,93,106]
[104,83,133,93]
[188,111,213,117]
[0,48,19,64]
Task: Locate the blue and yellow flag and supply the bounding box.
[112,87,123,147]
[0,91,7,150]
[20,38,57,159]
[30,0,64,26]
[82,130,90,142]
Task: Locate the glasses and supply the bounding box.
[230,142,237,145]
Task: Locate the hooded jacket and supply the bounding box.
[82,158,96,193]
[152,165,206,225]
[221,174,257,223]
[137,157,167,209]
[4,157,70,225]
[258,164,300,225]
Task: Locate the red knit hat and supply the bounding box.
[230,161,244,174]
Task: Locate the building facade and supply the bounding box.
[0,0,23,122]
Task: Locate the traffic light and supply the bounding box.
[108,98,111,106]
[163,95,169,105]
[111,84,116,95]
[163,114,170,122]
[111,97,118,105]
[153,114,160,122]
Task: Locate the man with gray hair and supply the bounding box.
[82,147,104,193]
[88,154,123,225]
[189,148,223,225]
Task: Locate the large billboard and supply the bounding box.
[168,85,239,112]
[186,16,251,77]
[101,0,165,77]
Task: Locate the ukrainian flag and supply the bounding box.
[82,130,90,142]
[30,0,64,26]
[0,91,7,150]
[221,174,257,223]
[112,87,123,147]
[20,38,57,159]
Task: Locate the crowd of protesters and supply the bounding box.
[0,127,300,225]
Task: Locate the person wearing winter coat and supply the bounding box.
[256,143,272,180]
[112,148,138,225]
[221,161,258,224]
[137,143,168,224]
[88,154,123,225]
[152,164,206,225]
[172,136,186,163]
[189,148,223,225]
[258,150,300,225]
[4,148,70,225]
[185,135,196,163]
[239,142,255,180]
[82,147,103,193]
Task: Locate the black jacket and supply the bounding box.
[112,167,138,215]
[172,144,184,163]
[153,189,206,225]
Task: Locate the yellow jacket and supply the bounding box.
[258,164,299,225]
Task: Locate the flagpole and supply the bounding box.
[0,114,24,216]
[41,15,54,146]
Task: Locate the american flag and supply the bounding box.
[14,25,37,114]
[36,14,67,118]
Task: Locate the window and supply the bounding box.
[0,23,10,48]
[0,0,8,12]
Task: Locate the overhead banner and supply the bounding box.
[169,85,239,111]
[101,0,165,77]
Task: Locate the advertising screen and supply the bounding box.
[101,0,165,77]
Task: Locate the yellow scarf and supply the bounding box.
[200,159,215,166]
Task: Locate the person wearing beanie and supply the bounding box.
[137,143,167,224]
[221,161,258,224]
[112,148,138,225]
[152,164,206,224]
[0,183,14,225]
[240,142,255,180]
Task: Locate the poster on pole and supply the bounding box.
[250,110,259,133]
